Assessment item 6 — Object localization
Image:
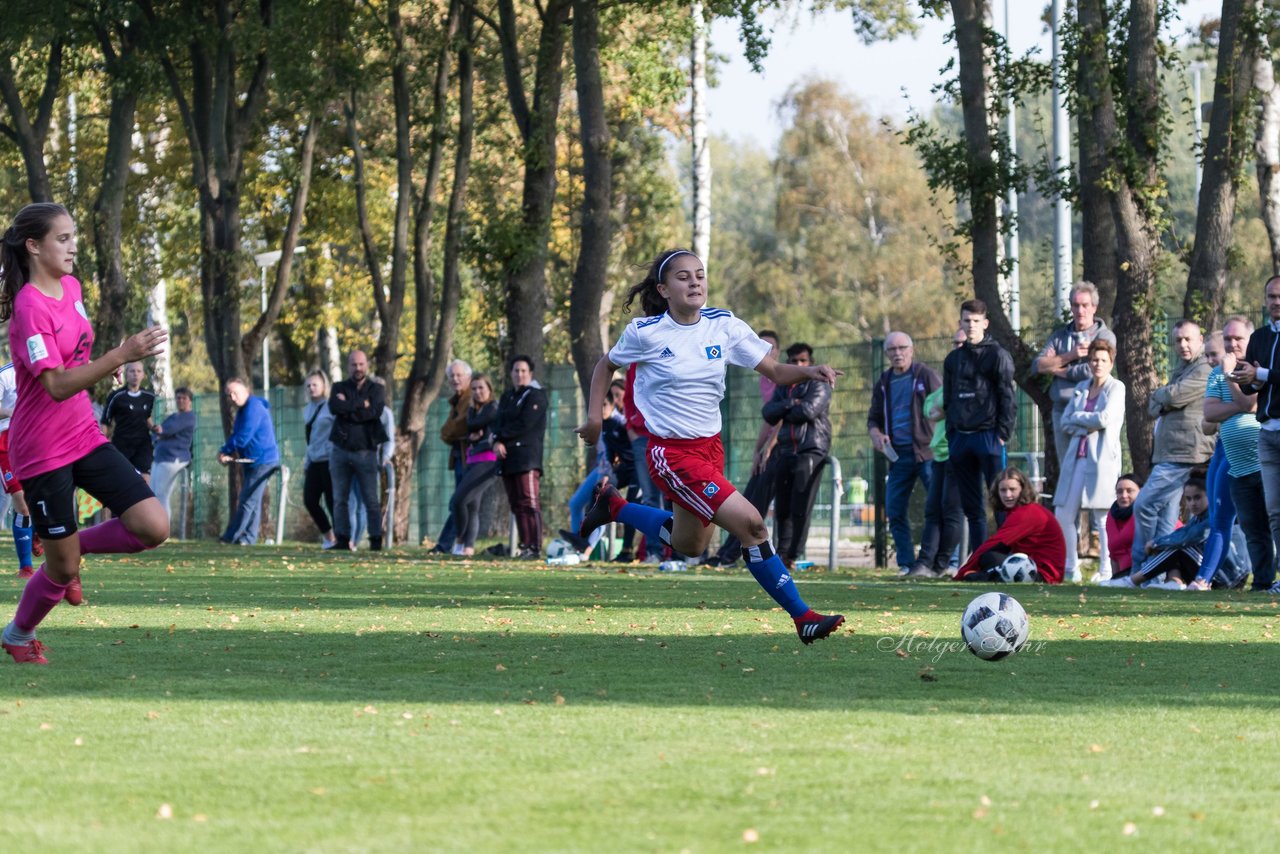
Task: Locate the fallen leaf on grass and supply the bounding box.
[1122,822,1137,836]
[156,804,173,820]
[495,663,507,671]
[742,829,759,843]
[554,693,566,706]
[1089,744,1105,753]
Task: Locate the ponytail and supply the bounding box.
[623,248,700,318]
[0,203,70,321]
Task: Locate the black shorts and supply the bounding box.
[113,436,155,474]
[22,444,155,539]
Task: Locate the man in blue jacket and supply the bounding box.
[218,378,280,545]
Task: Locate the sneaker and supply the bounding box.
[1187,578,1212,591]
[17,565,33,579]
[579,483,621,540]
[795,611,845,645]
[612,550,634,563]
[1149,579,1186,591]
[322,539,338,551]
[64,575,83,606]
[2,639,48,664]
[1106,576,1136,588]
[1090,569,1113,585]
[558,529,592,553]
[1267,581,1280,595]
[905,564,939,578]
[31,535,43,558]
[1065,567,1083,583]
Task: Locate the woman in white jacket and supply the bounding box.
[1054,338,1125,583]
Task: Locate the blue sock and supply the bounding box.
[744,540,809,618]
[616,502,673,547]
[13,514,33,570]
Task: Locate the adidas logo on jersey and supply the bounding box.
[658,347,675,359]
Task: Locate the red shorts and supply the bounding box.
[646,435,736,526]
[0,431,21,495]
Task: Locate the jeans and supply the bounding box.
[630,435,660,508]
[221,462,278,545]
[884,443,931,570]
[948,430,1005,552]
[151,459,189,523]
[1130,461,1193,570]
[916,457,962,571]
[1229,470,1274,589]
[1256,429,1280,588]
[1196,444,1235,583]
[331,446,383,544]
[434,457,466,551]
[569,469,603,532]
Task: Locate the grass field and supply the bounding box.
[3,543,1280,852]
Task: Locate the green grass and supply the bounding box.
[3,544,1280,852]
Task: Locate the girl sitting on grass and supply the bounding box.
[955,467,1065,584]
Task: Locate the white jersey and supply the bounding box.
[0,362,14,433]
[608,308,770,439]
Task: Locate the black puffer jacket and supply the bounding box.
[762,379,832,457]
[942,337,1017,441]
[465,400,498,457]
[493,384,548,474]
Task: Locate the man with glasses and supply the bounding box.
[763,342,833,569]
[1032,281,1116,469]
[867,331,941,574]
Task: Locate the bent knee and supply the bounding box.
[138,517,170,548]
[740,517,769,545]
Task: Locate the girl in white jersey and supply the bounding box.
[0,203,169,665]
[575,249,846,645]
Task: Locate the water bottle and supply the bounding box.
[547,553,581,566]
[795,560,815,571]
[658,560,688,572]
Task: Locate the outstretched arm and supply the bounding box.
[38,327,167,402]
[754,352,842,388]
[574,356,619,447]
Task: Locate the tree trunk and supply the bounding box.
[690,0,712,263]
[1182,0,1259,329]
[569,0,611,402]
[1255,20,1280,274]
[0,40,60,203]
[1074,2,1119,320]
[90,85,136,361]
[495,0,570,368]
[949,0,1054,475]
[393,0,471,541]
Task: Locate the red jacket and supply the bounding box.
[956,502,1066,584]
[1106,510,1135,574]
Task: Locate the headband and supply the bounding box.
[656,250,701,283]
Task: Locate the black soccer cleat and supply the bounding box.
[579,482,621,540]
[795,612,845,645]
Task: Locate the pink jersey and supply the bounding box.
[7,276,107,478]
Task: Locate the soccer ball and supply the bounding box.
[545,538,576,559]
[961,592,1030,661]
[997,552,1037,583]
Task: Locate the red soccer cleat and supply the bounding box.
[579,482,622,541]
[64,575,83,607]
[17,565,33,579]
[3,639,49,664]
[31,534,43,558]
[794,610,845,645]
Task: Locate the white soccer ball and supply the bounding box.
[997,552,1037,583]
[961,592,1030,661]
[545,538,576,559]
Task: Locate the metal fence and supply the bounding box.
[171,338,1043,566]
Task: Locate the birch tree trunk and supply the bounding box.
[690,0,712,263]
[1256,29,1280,274]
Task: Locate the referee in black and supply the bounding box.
[101,361,157,484]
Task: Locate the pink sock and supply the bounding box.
[14,567,68,633]
[78,518,148,555]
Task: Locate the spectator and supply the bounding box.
[101,361,156,483]
[943,299,1017,552]
[1121,476,1221,590]
[1129,320,1213,572]
[328,349,388,552]
[494,354,548,558]
[150,386,196,529]
[908,328,965,578]
[301,371,336,549]
[562,381,638,559]
[868,331,941,574]
[431,359,472,554]
[705,329,781,568]
[346,399,395,550]
[1233,275,1280,595]
[1105,474,1142,581]
[764,342,833,568]
[449,372,500,556]
[1052,338,1125,583]
[217,378,280,545]
[1032,281,1117,468]
[955,467,1065,584]
[1196,316,1271,591]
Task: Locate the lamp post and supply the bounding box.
[252,246,305,396]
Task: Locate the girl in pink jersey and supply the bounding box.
[0,203,169,664]
[575,249,846,645]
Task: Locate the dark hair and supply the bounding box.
[1,203,70,321]
[786,342,813,361]
[989,466,1036,516]
[1087,337,1115,360]
[174,386,193,398]
[1117,471,1143,488]
[960,298,988,317]
[508,354,534,373]
[758,329,780,344]
[1184,475,1207,495]
[624,248,697,318]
